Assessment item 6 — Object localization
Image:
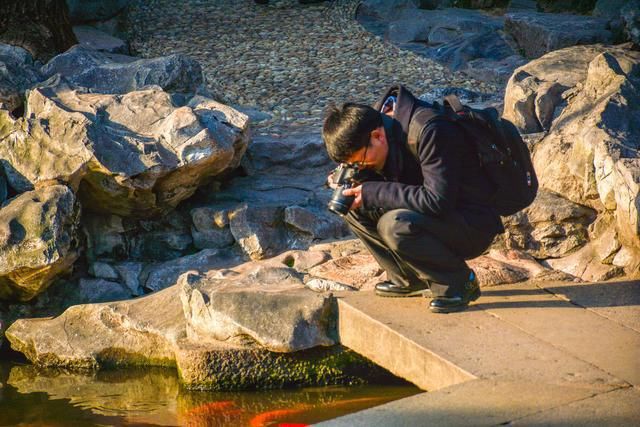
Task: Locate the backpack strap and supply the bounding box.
[406,106,442,157]
[443,94,465,113]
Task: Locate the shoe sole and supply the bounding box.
[429,288,481,313]
[375,289,432,298]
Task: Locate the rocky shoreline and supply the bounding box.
[0,0,639,390]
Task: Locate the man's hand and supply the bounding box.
[326,171,339,190]
[342,185,363,210]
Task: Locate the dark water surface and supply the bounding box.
[0,361,420,426]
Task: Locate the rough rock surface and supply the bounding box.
[190,206,235,250]
[189,130,350,260]
[499,190,597,259]
[503,45,625,134]
[593,0,631,18]
[467,256,529,286]
[82,211,193,262]
[76,278,133,303]
[357,7,524,83]
[181,267,337,352]
[5,265,386,390]
[0,185,80,302]
[504,12,614,59]
[142,248,241,293]
[0,44,42,113]
[622,0,640,45]
[72,26,129,55]
[0,79,250,217]
[41,45,204,95]
[308,253,385,291]
[546,244,626,282]
[505,46,640,279]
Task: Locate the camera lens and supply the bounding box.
[327,187,354,216]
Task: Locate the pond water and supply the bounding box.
[0,361,420,426]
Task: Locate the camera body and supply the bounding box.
[327,164,359,216]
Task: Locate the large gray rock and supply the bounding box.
[0,44,42,113]
[181,266,337,353]
[593,0,631,18]
[242,131,332,174]
[357,7,523,83]
[381,7,502,46]
[83,211,193,262]
[187,129,349,261]
[0,185,80,302]
[505,12,614,59]
[503,45,624,134]
[5,261,382,390]
[82,213,128,260]
[229,204,288,260]
[284,205,349,242]
[76,278,133,303]
[41,45,204,95]
[528,47,640,277]
[141,248,242,293]
[112,261,144,295]
[190,206,235,250]
[66,0,131,24]
[72,26,129,55]
[499,190,597,259]
[0,79,250,218]
[546,243,625,282]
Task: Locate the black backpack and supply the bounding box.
[407,95,538,217]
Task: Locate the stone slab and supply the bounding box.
[335,291,626,392]
[336,298,475,392]
[513,385,640,426]
[315,379,612,427]
[538,279,640,333]
[478,282,640,386]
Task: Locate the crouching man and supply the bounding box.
[322,85,504,313]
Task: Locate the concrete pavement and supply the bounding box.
[316,279,640,426]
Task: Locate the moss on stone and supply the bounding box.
[176,345,402,391]
[96,347,177,369]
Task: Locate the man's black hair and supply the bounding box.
[322,103,382,163]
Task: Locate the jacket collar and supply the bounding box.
[375,85,419,142]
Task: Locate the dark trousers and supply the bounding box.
[345,208,496,297]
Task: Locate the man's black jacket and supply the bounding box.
[361,85,504,234]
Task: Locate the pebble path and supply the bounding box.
[126,0,499,134]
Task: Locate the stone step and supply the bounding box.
[315,380,640,426]
[322,279,640,425]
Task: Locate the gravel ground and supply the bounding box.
[126,0,499,134]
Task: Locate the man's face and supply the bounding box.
[344,126,388,172]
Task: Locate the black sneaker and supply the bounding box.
[429,272,480,313]
[375,281,431,298]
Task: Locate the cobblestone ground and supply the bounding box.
[126,0,499,134]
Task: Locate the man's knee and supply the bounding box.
[377,209,421,251]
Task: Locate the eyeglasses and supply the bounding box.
[351,143,369,169]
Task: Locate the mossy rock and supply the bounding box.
[175,344,402,391]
